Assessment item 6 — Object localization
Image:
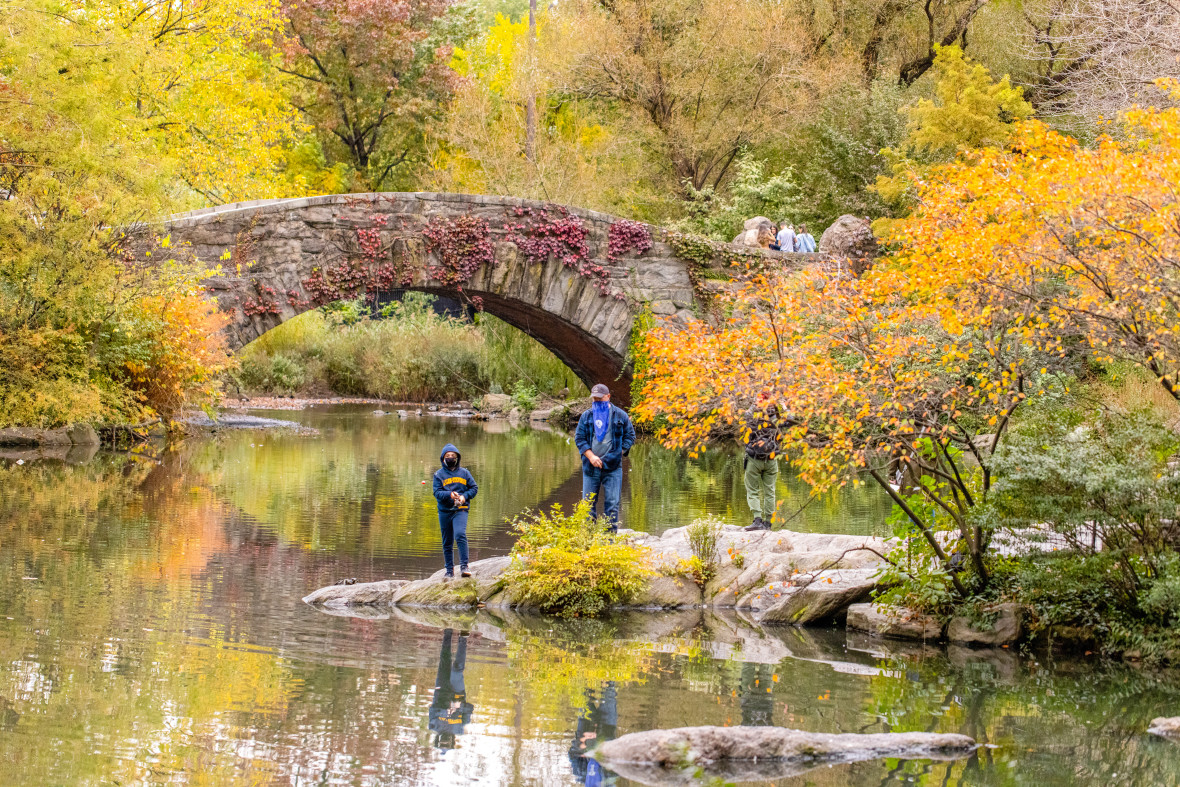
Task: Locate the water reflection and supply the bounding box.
[569,684,618,786]
[1,411,1179,785]
[430,629,474,750]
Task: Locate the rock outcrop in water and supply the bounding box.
[592,726,976,785]
[303,525,891,623]
[1149,717,1180,739]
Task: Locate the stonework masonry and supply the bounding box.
[155,192,823,405]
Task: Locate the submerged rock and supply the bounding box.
[1149,717,1180,739]
[847,603,943,641]
[593,726,976,785]
[947,603,1023,647]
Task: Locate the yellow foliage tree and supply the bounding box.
[0,0,313,426]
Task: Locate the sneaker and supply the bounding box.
[443,571,454,579]
[744,517,769,532]
[460,566,472,578]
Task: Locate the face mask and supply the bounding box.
[592,400,611,441]
[444,457,458,469]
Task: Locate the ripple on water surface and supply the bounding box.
[1,407,1179,785]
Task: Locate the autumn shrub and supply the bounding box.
[685,515,724,586]
[110,291,233,422]
[502,501,652,617]
[0,329,108,428]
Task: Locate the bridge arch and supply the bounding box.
[157,192,805,406]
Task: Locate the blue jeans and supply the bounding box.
[439,509,469,573]
[582,466,623,531]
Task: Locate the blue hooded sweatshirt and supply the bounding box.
[433,443,478,511]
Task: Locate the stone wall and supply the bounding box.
[156,192,821,404]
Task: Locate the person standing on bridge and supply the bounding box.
[776,222,797,253]
[575,384,636,534]
[796,224,817,253]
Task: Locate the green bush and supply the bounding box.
[502,501,652,617]
[237,353,306,394]
[235,296,585,402]
[510,379,538,412]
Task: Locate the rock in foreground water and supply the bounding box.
[847,603,943,641]
[947,603,1023,647]
[593,726,976,785]
[1149,717,1180,739]
[302,579,408,607]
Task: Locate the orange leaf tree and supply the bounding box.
[882,80,1180,400]
[639,86,1180,603]
[116,287,233,425]
[636,255,1060,600]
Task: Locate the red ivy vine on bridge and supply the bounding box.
[607,219,652,263]
[291,215,415,309]
[241,282,281,317]
[422,214,497,288]
[506,207,626,301]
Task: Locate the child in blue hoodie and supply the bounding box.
[433,443,478,578]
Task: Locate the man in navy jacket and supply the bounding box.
[574,383,636,533]
[433,443,478,577]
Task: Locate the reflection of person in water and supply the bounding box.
[429,628,474,750]
[569,683,618,786]
[740,662,775,726]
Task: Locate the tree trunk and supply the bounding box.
[525,0,537,162]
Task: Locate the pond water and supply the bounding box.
[2,407,1179,786]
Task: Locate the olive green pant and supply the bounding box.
[744,456,779,522]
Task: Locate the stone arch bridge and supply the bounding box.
[155,193,821,406]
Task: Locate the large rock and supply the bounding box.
[625,574,702,608]
[476,393,512,414]
[732,218,776,249]
[847,603,943,641]
[1148,717,1180,739]
[819,215,878,273]
[300,526,893,618]
[947,603,1023,647]
[392,556,512,608]
[0,427,73,447]
[593,726,976,785]
[67,423,100,445]
[754,568,880,626]
[302,579,408,608]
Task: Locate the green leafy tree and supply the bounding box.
[673,152,801,242]
[875,45,1033,214]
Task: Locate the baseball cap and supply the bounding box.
[590,383,610,399]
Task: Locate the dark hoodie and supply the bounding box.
[433,443,478,511]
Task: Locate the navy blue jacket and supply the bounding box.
[433,443,478,511]
[575,404,636,474]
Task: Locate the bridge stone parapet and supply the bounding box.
[154,192,821,405]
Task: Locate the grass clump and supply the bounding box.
[502,501,652,617]
[235,293,587,401]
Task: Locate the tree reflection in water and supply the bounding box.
[1,414,1180,785]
